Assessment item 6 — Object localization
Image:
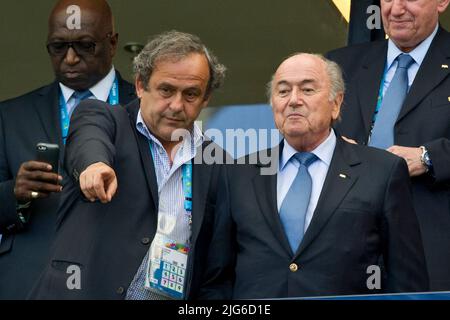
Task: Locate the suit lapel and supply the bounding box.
[252,145,293,256]
[126,100,159,211]
[294,138,360,258]
[30,75,134,167]
[34,72,135,145]
[355,41,388,137]
[398,28,450,122]
[116,71,137,105]
[190,144,214,246]
[33,82,62,146]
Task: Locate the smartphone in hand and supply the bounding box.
[36,143,60,175]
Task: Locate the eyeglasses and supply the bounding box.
[46,34,113,57]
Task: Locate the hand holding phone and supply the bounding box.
[13,143,63,202]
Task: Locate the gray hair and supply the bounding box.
[266,53,345,103]
[133,30,226,99]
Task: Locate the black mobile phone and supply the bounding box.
[36,143,60,174]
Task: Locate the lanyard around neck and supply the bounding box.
[60,76,120,145]
[148,141,193,218]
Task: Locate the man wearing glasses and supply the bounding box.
[0,0,135,299]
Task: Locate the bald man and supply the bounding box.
[0,0,135,299]
[200,54,428,299]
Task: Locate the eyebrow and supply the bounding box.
[157,82,202,92]
[275,79,317,87]
[48,33,96,41]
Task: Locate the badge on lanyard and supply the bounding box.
[145,234,189,299]
[144,160,193,299]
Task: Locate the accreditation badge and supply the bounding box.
[145,233,190,299]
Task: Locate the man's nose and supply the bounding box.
[169,92,184,112]
[288,88,304,107]
[390,0,407,16]
[64,47,81,65]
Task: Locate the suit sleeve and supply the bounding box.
[382,156,429,292]
[0,106,23,233]
[64,100,117,182]
[424,138,450,185]
[197,165,236,299]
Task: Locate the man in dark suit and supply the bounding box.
[327,0,450,291]
[0,0,135,299]
[200,53,428,299]
[31,31,227,300]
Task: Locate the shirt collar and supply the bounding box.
[136,109,204,158]
[386,23,438,70]
[59,66,116,103]
[280,129,336,171]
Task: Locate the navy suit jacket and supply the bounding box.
[200,139,428,299]
[327,27,450,290]
[30,99,226,299]
[0,72,135,299]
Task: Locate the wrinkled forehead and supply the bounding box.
[274,55,329,87]
[152,53,211,82]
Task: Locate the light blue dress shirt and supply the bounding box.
[126,110,203,300]
[383,23,438,94]
[277,130,336,233]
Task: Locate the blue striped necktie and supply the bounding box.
[279,152,318,253]
[369,53,414,149]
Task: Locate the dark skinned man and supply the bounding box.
[0,0,135,299]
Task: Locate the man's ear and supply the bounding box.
[109,33,119,57]
[438,0,450,13]
[201,95,211,109]
[331,92,344,121]
[135,77,145,98]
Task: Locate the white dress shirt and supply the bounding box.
[277,130,337,233]
[59,66,116,117]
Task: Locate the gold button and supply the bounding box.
[289,263,298,272]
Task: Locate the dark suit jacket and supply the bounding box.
[0,72,135,299]
[30,99,225,299]
[327,27,450,291]
[200,138,428,299]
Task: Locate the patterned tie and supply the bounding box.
[279,152,318,253]
[369,54,414,149]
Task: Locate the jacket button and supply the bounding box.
[141,237,151,245]
[289,263,299,272]
[117,287,125,294]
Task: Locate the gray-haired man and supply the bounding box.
[200,53,428,299]
[31,30,227,300]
